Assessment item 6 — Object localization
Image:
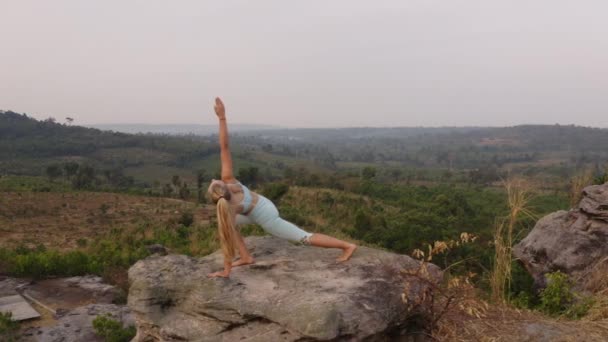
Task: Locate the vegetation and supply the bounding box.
[490,179,533,303]
[533,271,593,319]
[0,219,217,291]
[92,314,136,342]
[0,312,18,342]
[1,110,607,334]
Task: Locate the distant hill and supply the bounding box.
[2,110,607,186]
[86,123,280,135]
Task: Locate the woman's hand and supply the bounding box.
[214,97,226,120]
[207,270,230,278]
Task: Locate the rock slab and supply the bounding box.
[21,304,134,342]
[128,236,441,341]
[514,183,608,288]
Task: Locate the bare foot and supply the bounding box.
[232,258,255,267]
[337,244,357,262]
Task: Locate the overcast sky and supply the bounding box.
[1,1,607,128]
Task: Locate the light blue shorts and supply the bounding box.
[236,195,313,244]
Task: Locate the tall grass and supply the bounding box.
[0,220,219,291]
[569,168,594,207]
[491,179,533,303]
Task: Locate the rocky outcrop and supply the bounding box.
[21,304,134,342]
[128,236,441,341]
[514,183,608,289]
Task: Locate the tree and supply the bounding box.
[172,175,181,188]
[162,183,173,197]
[179,183,190,200]
[72,165,96,189]
[361,167,376,181]
[65,117,74,125]
[238,167,259,187]
[63,162,79,180]
[46,164,62,182]
[196,170,207,203]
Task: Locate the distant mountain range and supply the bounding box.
[85,123,280,135]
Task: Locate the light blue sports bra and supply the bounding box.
[238,182,253,213]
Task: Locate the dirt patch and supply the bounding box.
[0,191,211,250]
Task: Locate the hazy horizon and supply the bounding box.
[2,1,608,128]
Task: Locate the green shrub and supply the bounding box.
[539,271,573,316]
[564,296,594,320]
[0,312,18,342]
[511,291,532,309]
[262,183,289,202]
[178,211,194,227]
[92,314,136,342]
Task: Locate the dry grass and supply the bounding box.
[569,168,594,207]
[436,298,608,341]
[0,191,209,250]
[490,178,534,303]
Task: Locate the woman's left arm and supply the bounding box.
[214,97,236,183]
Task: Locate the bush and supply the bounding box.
[0,312,18,342]
[92,314,136,342]
[262,183,289,202]
[178,211,194,227]
[564,296,594,319]
[539,271,573,316]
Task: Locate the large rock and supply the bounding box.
[128,236,441,341]
[514,183,608,288]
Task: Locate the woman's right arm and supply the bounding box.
[214,97,236,183]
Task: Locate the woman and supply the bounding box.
[207,97,357,278]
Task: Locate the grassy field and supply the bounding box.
[0,191,210,250]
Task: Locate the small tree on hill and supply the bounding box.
[46,164,62,182]
[63,162,79,180]
[196,170,207,203]
[361,167,376,181]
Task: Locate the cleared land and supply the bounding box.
[0,192,211,250]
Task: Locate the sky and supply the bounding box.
[1,1,607,128]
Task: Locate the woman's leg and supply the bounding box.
[233,215,255,267]
[308,233,357,262]
[252,199,357,261]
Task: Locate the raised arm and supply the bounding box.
[214,97,236,182]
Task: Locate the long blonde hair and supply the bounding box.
[209,182,238,260]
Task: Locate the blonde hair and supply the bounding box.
[209,182,238,260]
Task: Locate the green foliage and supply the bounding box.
[511,291,532,309]
[361,167,376,181]
[563,296,594,320]
[0,216,221,280]
[238,166,259,187]
[46,164,62,182]
[7,249,95,279]
[0,311,18,342]
[0,175,72,192]
[72,164,96,189]
[535,271,594,319]
[261,183,289,202]
[178,211,194,227]
[92,314,136,342]
[539,271,574,316]
[593,170,608,185]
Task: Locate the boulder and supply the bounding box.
[128,236,441,341]
[513,183,608,289]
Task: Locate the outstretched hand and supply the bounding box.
[214,97,226,120]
